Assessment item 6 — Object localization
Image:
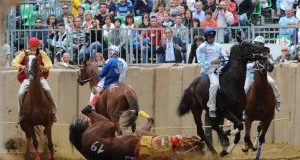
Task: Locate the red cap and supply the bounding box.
[28,37,40,48]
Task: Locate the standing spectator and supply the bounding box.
[201,10,218,28]
[226,0,238,25]
[109,18,127,59]
[191,18,201,38]
[57,4,69,24]
[276,46,293,63]
[47,14,58,59]
[188,35,204,63]
[116,0,133,16]
[193,1,205,23]
[172,15,188,62]
[161,11,174,27]
[276,0,294,17]
[69,17,89,64]
[102,15,115,46]
[133,0,153,16]
[51,22,69,62]
[95,3,109,27]
[156,28,187,63]
[279,8,298,44]
[142,16,162,63]
[72,0,81,17]
[214,1,233,43]
[237,0,252,26]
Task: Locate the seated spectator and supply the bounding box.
[95,3,108,27]
[83,11,94,29]
[57,4,69,24]
[133,0,153,16]
[116,0,133,16]
[30,18,48,48]
[51,22,69,63]
[154,3,166,23]
[77,6,85,21]
[279,8,298,44]
[214,1,233,43]
[276,46,293,63]
[201,10,218,28]
[54,52,76,69]
[193,1,205,23]
[141,13,151,28]
[65,14,75,34]
[188,35,204,63]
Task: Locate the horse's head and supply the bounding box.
[77,58,98,86]
[27,55,40,79]
[231,40,258,63]
[254,49,275,74]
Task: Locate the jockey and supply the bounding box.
[244,36,281,111]
[87,45,128,108]
[196,28,228,118]
[11,37,57,122]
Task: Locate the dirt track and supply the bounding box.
[1,143,300,160]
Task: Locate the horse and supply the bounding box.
[242,55,276,160]
[77,59,139,135]
[69,105,202,160]
[20,55,55,160]
[177,40,258,157]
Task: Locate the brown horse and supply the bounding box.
[69,105,202,160]
[20,55,55,160]
[77,59,139,135]
[242,55,276,160]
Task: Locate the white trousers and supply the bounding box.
[244,75,280,102]
[207,73,220,112]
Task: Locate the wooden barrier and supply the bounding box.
[0,63,300,157]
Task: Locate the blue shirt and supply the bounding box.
[98,57,124,88]
[116,1,133,16]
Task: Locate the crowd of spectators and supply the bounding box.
[7,0,300,65]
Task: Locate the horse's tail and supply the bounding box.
[124,88,139,127]
[177,78,198,116]
[69,119,89,151]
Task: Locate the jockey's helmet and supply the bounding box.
[28,37,40,48]
[253,36,265,44]
[203,28,216,39]
[108,45,120,56]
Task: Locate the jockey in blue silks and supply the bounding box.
[244,36,281,111]
[196,28,228,118]
[86,45,128,110]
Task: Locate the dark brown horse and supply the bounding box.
[20,55,55,160]
[242,55,275,160]
[177,41,258,157]
[69,105,202,160]
[77,59,139,135]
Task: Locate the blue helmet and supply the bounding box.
[203,28,216,39]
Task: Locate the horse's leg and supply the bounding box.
[255,120,271,160]
[27,126,40,160]
[220,111,243,157]
[253,122,262,151]
[191,110,217,155]
[242,117,254,152]
[44,125,55,160]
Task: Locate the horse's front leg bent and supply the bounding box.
[44,124,55,160]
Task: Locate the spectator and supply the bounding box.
[141,13,151,28]
[278,8,298,44]
[77,6,85,21]
[225,0,238,26]
[186,0,196,12]
[65,14,75,34]
[72,0,81,17]
[102,15,115,45]
[51,22,69,62]
[183,9,193,29]
[161,11,174,27]
[214,1,233,43]
[125,14,135,29]
[95,3,109,27]
[109,18,127,59]
[168,0,181,19]
[201,10,218,28]
[142,16,162,63]
[203,0,217,12]
[193,1,205,23]
[276,0,294,17]
[91,0,100,15]
[152,0,167,12]
[191,18,201,38]
[179,4,187,18]
[47,14,58,59]
[83,11,94,29]
[133,0,153,16]
[155,3,166,23]
[276,45,293,63]
[30,18,48,48]
[57,4,69,24]
[107,0,117,15]
[69,16,89,63]
[172,15,188,62]
[54,52,76,69]
[85,18,103,59]
[156,28,187,63]
[237,0,252,27]
[116,0,133,16]
[188,35,204,63]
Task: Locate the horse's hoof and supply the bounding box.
[242,147,249,152]
[220,150,228,157]
[252,147,258,151]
